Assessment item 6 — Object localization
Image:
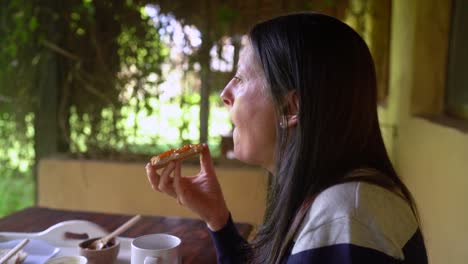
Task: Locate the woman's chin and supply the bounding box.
[233,148,248,164]
[233,148,275,173]
[233,148,260,166]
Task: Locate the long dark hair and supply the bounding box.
[248,13,417,263]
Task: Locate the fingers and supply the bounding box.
[200,143,215,176]
[152,162,169,171]
[158,162,177,197]
[172,160,184,205]
[146,163,160,192]
[146,161,185,207]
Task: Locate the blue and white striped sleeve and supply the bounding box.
[285,217,426,263]
[284,182,427,264]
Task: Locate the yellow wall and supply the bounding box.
[379,1,468,263]
[38,159,268,227]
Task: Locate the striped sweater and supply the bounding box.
[210,182,428,263]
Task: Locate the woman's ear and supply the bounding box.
[280,91,299,128]
[286,91,300,115]
[286,114,298,127]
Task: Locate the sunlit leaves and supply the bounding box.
[0,113,35,216]
[0,1,234,217]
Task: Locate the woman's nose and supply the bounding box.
[220,87,233,107]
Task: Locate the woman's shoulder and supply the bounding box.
[291,181,421,260]
[306,181,417,227]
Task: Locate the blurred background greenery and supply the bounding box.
[0,0,235,216]
[0,0,389,216]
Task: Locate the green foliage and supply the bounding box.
[0,1,38,216]
[0,1,37,214]
[0,0,232,216]
[67,88,229,159]
[217,4,240,33]
[0,170,34,217]
[0,0,38,119]
[0,113,35,217]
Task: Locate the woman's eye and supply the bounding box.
[233,75,242,82]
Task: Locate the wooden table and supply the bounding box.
[0,207,253,263]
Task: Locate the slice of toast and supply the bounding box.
[151,144,203,167]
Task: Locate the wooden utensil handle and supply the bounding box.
[104,215,141,240]
[0,238,29,264]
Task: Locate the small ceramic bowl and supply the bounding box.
[78,237,120,264]
[45,255,88,264]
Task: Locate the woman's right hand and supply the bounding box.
[145,144,230,231]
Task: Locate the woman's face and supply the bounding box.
[220,44,277,171]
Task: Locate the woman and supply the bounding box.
[146,13,428,263]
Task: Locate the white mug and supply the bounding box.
[131,234,181,264]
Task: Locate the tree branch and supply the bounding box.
[42,39,81,61]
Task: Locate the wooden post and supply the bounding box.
[34,52,60,161]
[199,0,212,144]
[33,0,65,204]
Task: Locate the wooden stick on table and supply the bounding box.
[0,239,29,264]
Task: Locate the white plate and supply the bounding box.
[0,239,60,264]
[0,220,133,263]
